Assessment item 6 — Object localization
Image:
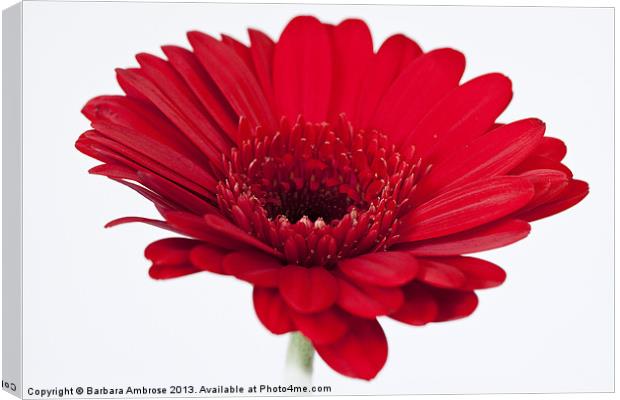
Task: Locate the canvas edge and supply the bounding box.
[2,2,23,398]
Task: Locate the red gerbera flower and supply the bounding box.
[76,16,588,380]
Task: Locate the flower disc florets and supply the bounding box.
[216,115,421,266]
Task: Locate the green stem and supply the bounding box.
[284,332,315,384]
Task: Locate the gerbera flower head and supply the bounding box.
[76,16,588,380]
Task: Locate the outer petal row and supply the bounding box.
[146,240,501,381]
[390,281,479,325]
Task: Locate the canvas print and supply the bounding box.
[3,2,613,397]
[76,15,589,382]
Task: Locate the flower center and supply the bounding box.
[216,115,422,266]
[263,185,355,224]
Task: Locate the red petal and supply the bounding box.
[416,258,467,289]
[149,264,201,280]
[436,256,506,290]
[162,45,238,140]
[75,133,117,164]
[145,238,202,279]
[517,179,588,221]
[105,216,169,230]
[432,288,479,322]
[189,244,228,274]
[273,16,332,122]
[222,250,282,287]
[89,163,138,180]
[253,287,295,334]
[511,154,573,178]
[532,136,567,161]
[408,73,513,159]
[187,31,275,130]
[315,318,387,380]
[390,282,438,326]
[248,29,276,108]
[221,34,254,71]
[416,118,545,201]
[328,19,373,121]
[338,251,418,287]
[401,219,531,256]
[279,266,338,313]
[145,237,196,265]
[337,277,404,318]
[354,34,422,128]
[290,308,349,345]
[400,176,534,242]
[116,67,150,102]
[371,48,465,145]
[518,169,570,209]
[144,238,190,264]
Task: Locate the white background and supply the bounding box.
[1,0,616,397]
